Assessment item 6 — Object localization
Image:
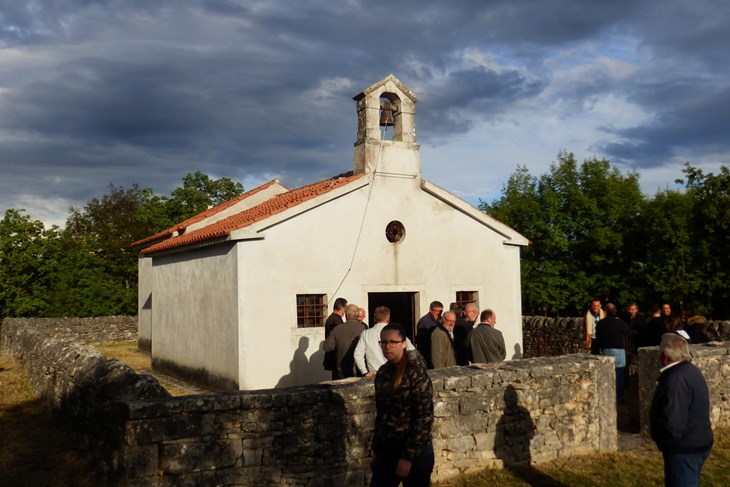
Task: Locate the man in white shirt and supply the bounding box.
[354,306,415,376]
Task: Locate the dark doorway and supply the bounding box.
[367,292,417,341]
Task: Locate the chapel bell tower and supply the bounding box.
[352,75,420,178]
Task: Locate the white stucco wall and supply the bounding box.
[150,244,240,388]
[235,171,524,390]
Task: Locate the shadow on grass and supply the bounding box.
[0,396,97,487]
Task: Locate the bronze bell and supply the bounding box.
[379,102,396,127]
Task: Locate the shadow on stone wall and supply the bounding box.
[494,384,568,487]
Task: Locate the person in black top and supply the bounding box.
[645,304,666,347]
[323,297,347,378]
[415,301,443,369]
[371,323,433,486]
[623,302,645,350]
[595,303,631,403]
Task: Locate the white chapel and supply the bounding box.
[132,75,528,391]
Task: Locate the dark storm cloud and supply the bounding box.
[1,0,729,225]
[601,83,730,168]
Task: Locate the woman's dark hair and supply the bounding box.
[665,315,683,332]
[381,323,408,393]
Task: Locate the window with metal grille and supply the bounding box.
[296,294,327,328]
[455,291,478,309]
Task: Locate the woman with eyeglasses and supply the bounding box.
[371,323,434,486]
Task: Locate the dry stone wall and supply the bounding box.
[523,316,730,358]
[2,317,617,486]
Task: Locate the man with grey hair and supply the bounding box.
[454,302,478,365]
[430,311,458,368]
[650,333,713,487]
[323,304,366,379]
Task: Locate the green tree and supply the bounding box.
[483,152,644,316]
[161,171,245,226]
[678,163,730,316]
[0,209,60,317]
[63,184,156,316]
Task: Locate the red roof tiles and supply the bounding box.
[140,172,365,254]
[131,179,285,248]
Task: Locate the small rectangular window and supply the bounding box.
[296,294,327,328]
[455,291,478,310]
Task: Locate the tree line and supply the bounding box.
[482,152,730,318]
[2,155,728,320]
[0,172,244,318]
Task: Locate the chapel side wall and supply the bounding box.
[638,344,730,437]
[238,174,524,390]
[137,256,153,352]
[151,244,239,390]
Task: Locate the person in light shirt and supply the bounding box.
[354,306,414,376]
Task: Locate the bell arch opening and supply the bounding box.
[379,92,402,141]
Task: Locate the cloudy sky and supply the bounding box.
[1,0,728,227]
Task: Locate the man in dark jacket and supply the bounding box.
[651,333,713,487]
[323,297,347,378]
[323,304,365,379]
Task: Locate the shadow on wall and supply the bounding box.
[275,337,328,388]
[495,384,569,487]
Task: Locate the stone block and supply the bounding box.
[120,443,159,478]
[459,394,487,415]
[160,439,243,474]
[444,375,472,390]
[243,448,262,466]
[444,435,475,453]
[473,431,496,450]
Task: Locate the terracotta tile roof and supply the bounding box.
[140,172,365,254]
[131,179,285,248]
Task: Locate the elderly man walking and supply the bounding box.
[651,333,713,487]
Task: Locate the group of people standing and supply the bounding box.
[584,298,714,486]
[415,301,506,369]
[322,297,505,486]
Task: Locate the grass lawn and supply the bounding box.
[2,350,728,486]
[434,434,729,486]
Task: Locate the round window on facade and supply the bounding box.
[385,220,405,243]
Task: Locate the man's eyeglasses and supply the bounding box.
[379,340,405,347]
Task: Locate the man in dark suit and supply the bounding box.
[651,333,713,487]
[323,304,366,379]
[454,302,478,365]
[469,309,506,363]
[323,297,347,378]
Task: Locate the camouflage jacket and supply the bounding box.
[372,350,433,460]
